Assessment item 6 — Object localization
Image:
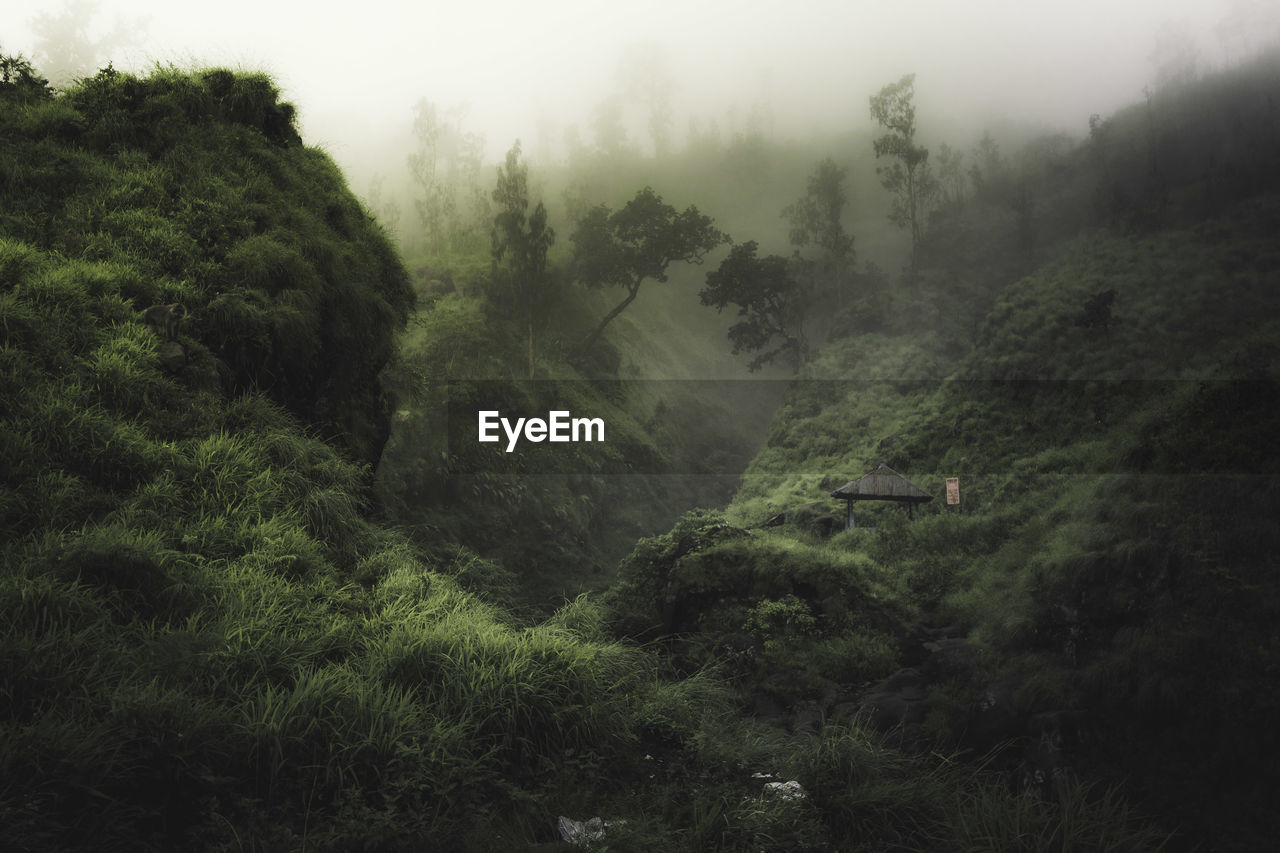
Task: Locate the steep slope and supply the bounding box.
[0,60,719,852]
[0,62,413,465]
[652,61,1280,850]
[1,58,1177,851]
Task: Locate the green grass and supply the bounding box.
[10,47,1279,851]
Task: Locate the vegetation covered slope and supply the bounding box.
[606,51,1280,852]
[1,58,1177,852]
[0,60,705,851]
[0,61,413,465]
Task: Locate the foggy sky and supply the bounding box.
[2,1,1266,180]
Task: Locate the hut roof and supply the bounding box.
[829,462,933,504]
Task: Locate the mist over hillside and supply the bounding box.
[2,3,1280,850]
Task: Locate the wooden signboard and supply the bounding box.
[946,477,960,505]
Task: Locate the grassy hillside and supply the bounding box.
[1,62,414,465]
[0,59,728,850]
[608,52,1280,851]
[0,56,1190,851]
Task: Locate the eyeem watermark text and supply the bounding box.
[478,410,605,452]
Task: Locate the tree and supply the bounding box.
[616,41,676,158]
[408,99,488,255]
[31,0,145,87]
[935,143,966,208]
[1215,1,1280,64]
[782,157,855,312]
[571,187,726,356]
[590,95,631,161]
[869,74,937,255]
[0,53,51,103]
[365,174,402,237]
[724,99,773,191]
[1149,19,1200,90]
[491,142,555,378]
[968,131,1007,199]
[700,241,807,372]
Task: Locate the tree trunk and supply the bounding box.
[576,281,640,356]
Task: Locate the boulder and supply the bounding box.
[158,340,186,371]
[860,667,929,747]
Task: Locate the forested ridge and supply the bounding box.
[1,45,1278,851]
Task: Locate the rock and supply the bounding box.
[922,636,979,680]
[158,340,186,371]
[791,701,824,733]
[829,700,862,721]
[860,667,929,748]
[762,780,806,801]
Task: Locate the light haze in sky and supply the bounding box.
[3,1,1273,179]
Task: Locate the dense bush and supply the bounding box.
[0,64,413,465]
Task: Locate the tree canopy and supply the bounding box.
[571,186,726,355]
[700,240,807,372]
[783,157,855,318]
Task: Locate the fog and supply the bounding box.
[5,0,1267,184]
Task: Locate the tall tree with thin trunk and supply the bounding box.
[491,142,554,378]
[572,187,726,356]
[869,74,937,256]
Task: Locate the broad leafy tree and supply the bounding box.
[869,74,937,255]
[572,187,726,355]
[491,142,555,378]
[701,241,807,372]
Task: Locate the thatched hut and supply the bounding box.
[829,462,933,529]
